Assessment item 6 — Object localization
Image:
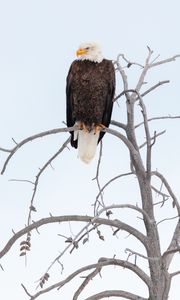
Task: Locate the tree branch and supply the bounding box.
[139,130,166,150]
[170,270,180,278]
[135,115,180,129]
[115,54,129,93]
[136,91,152,176]
[73,267,101,300]
[132,47,153,98]
[0,126,75,174]
[104,128,145,175]
[111,120,127,130]
[0,147,11,153]
[125,248,160,262]
[149,54,180,68]
[115,53,144,69]
[163,219,180,269]
[163,247,180,257]
[25,258,150,300]
[135,80,170,100]
[0,215,147,260]
[97,204,151,225]
[84,290,148,300]
[151,171,180,214]
[96,172,134,202]
[114,81,170,104]
[0,125,140,179]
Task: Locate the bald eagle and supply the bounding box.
[66,42,115,163]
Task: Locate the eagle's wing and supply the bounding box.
[66,61,78,148]
[98,62,115,143]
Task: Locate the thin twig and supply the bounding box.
[0,147,11,153]
[151,171,180,214]
[135,80,170,101]
[27,137,70,226]
[9,179,35,185]
[93,141,105,215]
[70,225,99,254]
[96,172,133,202]
[139,130,166,149]
[156,215,179,226]
[117,53,144,68]
[21,284,33,297]
[115,54,129,98]
[125,248,160,261]
[114,80,170,104]
[135,115,180,129]
[151,185,169,206]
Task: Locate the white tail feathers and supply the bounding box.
[77,130,99,164]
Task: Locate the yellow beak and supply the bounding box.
[76,48,88,56]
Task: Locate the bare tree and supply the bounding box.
[0,49,180,300]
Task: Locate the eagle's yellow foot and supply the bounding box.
[78,121,89,132]
[94,124,106,134]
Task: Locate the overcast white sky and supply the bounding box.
[0,0,180,299]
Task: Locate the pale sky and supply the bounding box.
[0,0,180,299]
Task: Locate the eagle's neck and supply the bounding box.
[78,52,103,63]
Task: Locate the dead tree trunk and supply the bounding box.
[114,50,180,300]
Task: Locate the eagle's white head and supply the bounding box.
[76,41,103,63]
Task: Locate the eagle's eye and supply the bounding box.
[85,47,90,50]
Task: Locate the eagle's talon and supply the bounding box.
[94,124,106,134]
